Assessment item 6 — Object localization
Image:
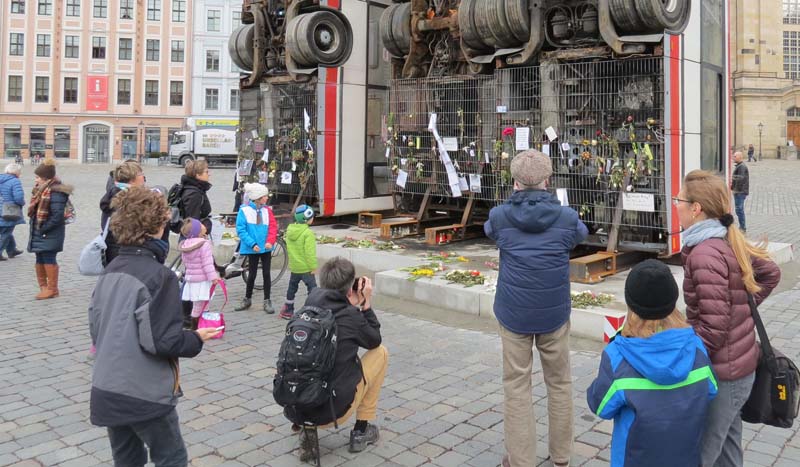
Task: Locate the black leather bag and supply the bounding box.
[741,295,800,428]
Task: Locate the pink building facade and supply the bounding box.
[0,0,195,162]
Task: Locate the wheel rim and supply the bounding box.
[314,24,338,53]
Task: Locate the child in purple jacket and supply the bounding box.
[179,218,220,329]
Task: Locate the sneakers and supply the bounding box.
[264,299,275,314]
[348,423,379,453]
[279,304,294,320]
[298,426,319,463]
[234,298,252,311]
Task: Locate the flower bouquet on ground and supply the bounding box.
[445,270,485,287]
[422,251,469,263]
[401,262,447,281]
[571,291,614,309]
[342,237,377,249]
[374,241,405,252]
[316,235,343,244]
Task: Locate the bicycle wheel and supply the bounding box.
[240,240,288,290]
[168,255,185,282]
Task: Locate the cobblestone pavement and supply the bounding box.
[0,162,799,467]
[744,159,800,247]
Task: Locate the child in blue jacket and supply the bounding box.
[587,260,717,467]
[235,183,278,313]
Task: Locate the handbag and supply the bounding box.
[1,202,22,221]
[197,280,228,339]
[741,295,800,428]
[78,219,111,276]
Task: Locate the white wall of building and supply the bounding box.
[191,0,242,124]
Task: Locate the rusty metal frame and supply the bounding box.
[506,2,546,66]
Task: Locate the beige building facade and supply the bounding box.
[0,0,194,163]
[731,0,800,158]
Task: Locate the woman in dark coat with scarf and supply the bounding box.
[180,160,213,234]
[28,159,73,300]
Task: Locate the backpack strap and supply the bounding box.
[101,218,111,241]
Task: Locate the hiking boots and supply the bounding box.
[263,299,275,314]
[298,426,319,463]
[234,297,252,311]
[279,304,294,320]
[348,423,379,453]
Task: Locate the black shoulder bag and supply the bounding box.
[741,295,800,428]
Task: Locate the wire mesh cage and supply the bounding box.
[388,56,668,245]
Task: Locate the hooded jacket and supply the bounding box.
[89,240,203,427]
[179,238,219,283]
[236,201,278,255]
[294,288,382,425]
[285,223,318,274]
[587,328,718,467]
[99,185,123,262]
[0,174,25,227]
[27,182,73,254]
[484,189,588,334]
[180,175,213,234]
[682,237,780,380]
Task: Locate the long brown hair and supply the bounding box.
[621,309,689,339]
[683,170,770,293]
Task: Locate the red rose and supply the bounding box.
[502,128,515,137]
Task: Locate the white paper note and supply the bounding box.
[385,147,391,158]
[400,158,407,166]
[267,129,275,137]
[485,152,491,163]
[469,174,481,193]
[556,188,569,207]
[281,171,293,185]
[623,193,656,212]
[304,109,311,133]
[542,145,551,156]
[450,182,463,198]
[516,127,530,151]
[428,113,438,132]
[291,161,297,172]
[545,126,558,141]
[237,159,253,176]
[443,138,459,152]
[496,105,508,113]
[458,176,469,191]
[251,130,259,139]
[262,149,270,162]
[396,169,408,188]
[561,142,571,152]
[469,149,476,158]
[258,171,268,183]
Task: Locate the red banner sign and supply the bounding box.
[86,76,109,111]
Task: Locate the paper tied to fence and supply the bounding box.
[428,112,463,197]
[281,171,293,185]
[396,169,408,188]
[516,127,530,151]
[545,126,558,142]
[622,192,655,212]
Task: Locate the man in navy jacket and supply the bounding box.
[485,149,588,467]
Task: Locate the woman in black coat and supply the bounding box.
[28,159,72,300]
[180,160,213,234]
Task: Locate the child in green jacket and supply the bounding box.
[279,204,318,319]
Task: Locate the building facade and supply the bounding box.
[731,0,800,158]
[0,0,194,163]
[190,0,241,131]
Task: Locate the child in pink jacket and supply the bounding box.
[179,218,220,330]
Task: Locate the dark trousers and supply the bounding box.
[734,193,747,231]
[286,272,317,303]
[245,252,272,300]
[0,226,18,254]
[107,409,188,467]
[35,252,57,264]
[747,152,756,162]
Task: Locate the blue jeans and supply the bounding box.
[35,252,57,265]
[700,372,755,467]
[286,272,317,303]
[733,194,747,231]
[0,226,17,254]
[107,408,188,467]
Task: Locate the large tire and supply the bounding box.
[474,0,498,49]
[380,4,404,57]
[458,0,486,50]
[487,0,519,48]
[505,0,531,44]
[634,0,690,32]
[609,0,648,33]
[390,3,411,56]
[228,24,255,71]
[286,11,352,67]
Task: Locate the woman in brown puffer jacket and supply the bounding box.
[676,170,780,467]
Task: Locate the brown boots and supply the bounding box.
[35,264,59,300]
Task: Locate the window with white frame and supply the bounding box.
[207,10,221,32]
[784,31,800,80]
[35,77,49,103]
[120,0,133,19]
[119,38,133,60]
[230,89,240,111]
[146,39,160,61]
[232,11,241,30]
[147,0,160,21]
[63,77,78,104]
[93,0,107,18]
[36,34,51,57]
[145,80,159,105]
[38,0,52,15]
[66,0,80,16]
[206,50,220,72]
[11,0,25,14]
[205,88,219,110]
[117,79,132,105]
[171,40,185,62]
[785,0,800,24]
[65,36,79,58]
[92,36,106,59]
[170,81,183,106]
[172,0,185,22]
[9,33,24,56]
[7,76,23,102]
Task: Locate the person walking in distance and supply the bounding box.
[235,183,277,313]
[0,163,26,260]
[731,151,750,233]
[89,187,221,467]
[27,159,73,300]
[747,144,756,162]
[279,204,318,319]
[676,170,780,467]
[484,149,588,467]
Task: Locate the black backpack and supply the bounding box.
[273,306,339,427]
[166,183,184,233]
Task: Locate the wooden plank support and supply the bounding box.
[424,223,484,245]
[358,212,383,229]
[380,220,420,240]
[569,251,618,284]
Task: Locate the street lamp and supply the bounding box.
[758,122,764,161]
[138,121,144,162]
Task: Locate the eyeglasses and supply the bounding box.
[671,197,692,206]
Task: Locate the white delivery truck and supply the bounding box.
[169,129,237,167]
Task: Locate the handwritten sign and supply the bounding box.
[623,193,655,212]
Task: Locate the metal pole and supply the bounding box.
[759,129,762,161]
